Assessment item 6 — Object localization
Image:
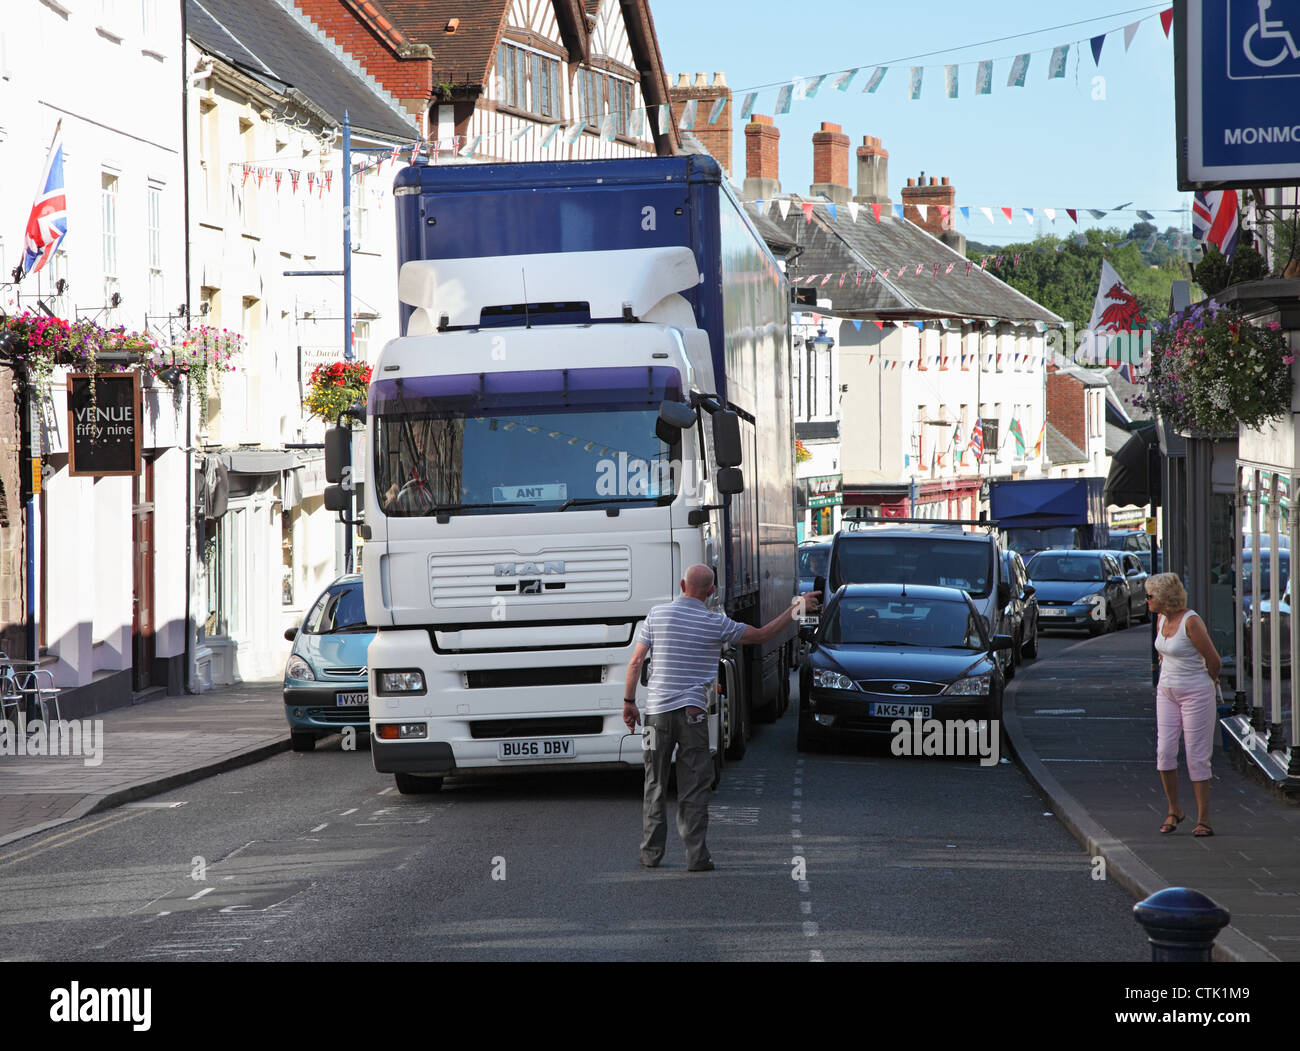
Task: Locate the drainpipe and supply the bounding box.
[181,6,195,691]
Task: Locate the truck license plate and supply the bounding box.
[499,739,576,760]
[336,691,368,707]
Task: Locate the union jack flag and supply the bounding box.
[968,417,985,463]
[1192,190,1239,260]
[21,123,67,278]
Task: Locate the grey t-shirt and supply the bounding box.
[637,596,748,715]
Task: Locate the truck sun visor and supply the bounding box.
[369,366,682,416]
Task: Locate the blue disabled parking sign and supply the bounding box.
[1178,0,1300,187]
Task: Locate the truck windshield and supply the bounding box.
[833,538,993,598]
[372,366,683,517]
[1005,527,1078,555]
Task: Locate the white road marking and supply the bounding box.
[378,787,395,795]
[800,901,812,914]
[802,921,819,936]
[340,808,358,817]
[792,787,802,796]
[188,888,214,901]
[311,823,329,832]
[791,829,802,838]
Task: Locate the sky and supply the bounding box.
[651,0,1188,247]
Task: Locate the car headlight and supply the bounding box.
[1080,593,1105,607]
[942,673,992,696]
[285,655,315,681]
[377,670,426,694]
[812,668,859,691]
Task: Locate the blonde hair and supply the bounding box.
[1146,572,1187,610]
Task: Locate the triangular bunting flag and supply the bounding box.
[827,203,837,220]
[1160,8,1173,37]
[960,206,970,221]
[894,204,905,221]
[1001,207,1013,224]
[847,202,860,223]
[1043,207,1056,222]
[1023,208,1034,224]
[916,204,928,222]
[778,199,792,220]
[1091,33,1106,65]
[1067,208,1078,223]
[980,206,994,224]
[871,203,882,223]
[1124,21,1141,50]
[290,169,300,193]
[274,170,283,192]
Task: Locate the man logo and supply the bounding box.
[891,683,911,693]
[494,561,565,577]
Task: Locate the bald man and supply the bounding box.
[624,564,819,870]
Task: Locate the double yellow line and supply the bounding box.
[0,809,148,871]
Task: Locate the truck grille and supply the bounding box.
[429,547,631,607]
[469,717,604,739]
[465,666,604,689]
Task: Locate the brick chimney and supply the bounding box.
[854,135,889,205]
[809,122,851,204]
[668,72,733,174]
[901,174,957,236]
[744,114,780,199]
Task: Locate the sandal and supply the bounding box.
[1160,812,1186,834]
[1193,823,1214,837]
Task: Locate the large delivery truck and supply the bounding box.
[989,477,1109,557]
[329,155,797,793]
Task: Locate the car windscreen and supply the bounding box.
[1027,554,1104,582]
[822,595,985,650]
[833,537,993,598]
[1242,553,1289,595]
[799,547,829,578]
[304,583,368,634]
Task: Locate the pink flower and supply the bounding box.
[1268,321,1282,331]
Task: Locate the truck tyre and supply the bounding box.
[394,772,443,794]
[290,732,316,752]
[724,689,748,761]
[751,652,779,724]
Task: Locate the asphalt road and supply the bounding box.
[0,628,1152,962]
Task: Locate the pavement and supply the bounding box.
[0,634,1296,962]
[0,679,288,849]
[1005,626,1300,963]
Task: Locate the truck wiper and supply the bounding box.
[558,496,663,511]
[426,502,533,516]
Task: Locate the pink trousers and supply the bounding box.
[1156,682,1216,782]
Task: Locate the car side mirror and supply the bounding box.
[798,624,816,642]
[997,581,1011,608]
[284,627,298,641]
[992,633,1015,651]
[1023,584,1035,598]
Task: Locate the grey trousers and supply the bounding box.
[640,707,712,868]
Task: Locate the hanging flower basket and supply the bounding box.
[795,439,812,464]
[1135,303,1293,436]
[305,360,372,423]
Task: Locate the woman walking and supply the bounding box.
[1146,573,1222,837]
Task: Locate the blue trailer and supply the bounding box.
[989,477,1110,556]
[347,155,795,792]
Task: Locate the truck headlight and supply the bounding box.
[942,674,991,696]
[377,670,426,694]
[285,656,315,681]
[812,668,859,691]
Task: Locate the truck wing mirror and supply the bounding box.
[713,411,742,468]
[658,400,697,430]
[325,426,350,485]
[324,485,350,512]
[716,467,744,495]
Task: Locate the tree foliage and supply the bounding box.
[967,228,1192,330]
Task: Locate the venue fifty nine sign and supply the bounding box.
[67,372,142,477]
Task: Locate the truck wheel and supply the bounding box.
[724,689,748,761]
[394,772,443,794]
[290,732,316,752]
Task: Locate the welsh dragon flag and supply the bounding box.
[1076,259,1148,379]
[1009,417,1026,459]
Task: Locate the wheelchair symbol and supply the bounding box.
[1243,0,1300,67]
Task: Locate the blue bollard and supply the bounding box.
[1133,887,1231,962]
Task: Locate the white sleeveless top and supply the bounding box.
[1155,610,1210,689]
